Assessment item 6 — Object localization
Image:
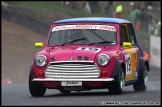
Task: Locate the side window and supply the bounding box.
[127,24,135,45]
[120,24,130,46]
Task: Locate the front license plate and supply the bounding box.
[61,81,82,86]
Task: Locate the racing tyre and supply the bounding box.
[109,67,125,94]
[133,65,148,91]
[29,73,46,97]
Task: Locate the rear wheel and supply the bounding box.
[109,67,125,94]
[29,73,46,97]
[133,65,148,91]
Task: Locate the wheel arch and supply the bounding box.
[110,60,126,78]
[145,60,150,72]
[139,57,150,72]
[29,63,37,80]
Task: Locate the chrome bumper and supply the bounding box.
[32,78,114,82]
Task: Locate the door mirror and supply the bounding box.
[35,42,44,48]
[123,42,132,47]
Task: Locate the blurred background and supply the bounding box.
[1,1,161,84]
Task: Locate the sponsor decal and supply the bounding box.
[61,81,82,86]
[52,25,116,32]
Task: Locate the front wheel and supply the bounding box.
[133,65,148,91]
[109,67,125,94]
[29,74,46,97]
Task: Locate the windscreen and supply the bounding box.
[48,24,117,46]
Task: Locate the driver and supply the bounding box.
[68,29,84,40]
[68,29,89,43]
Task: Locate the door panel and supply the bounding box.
[120,23,139,82]
[123,47,139,81]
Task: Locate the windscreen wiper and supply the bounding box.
[61,37,87,46]
[89,41,116,45]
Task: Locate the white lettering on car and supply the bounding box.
[66,81,78,86]
[52,25,116,32]
[76,47,101,52]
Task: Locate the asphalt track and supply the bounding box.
[2,66,161,106]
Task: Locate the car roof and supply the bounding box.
[53,17,131,24]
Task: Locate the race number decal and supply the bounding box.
[125,54,131,76]
[76,47,101,52]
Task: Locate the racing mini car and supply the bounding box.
[29,17,149,96]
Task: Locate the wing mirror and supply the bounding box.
[123,42,132,47]
[35,42,44,48]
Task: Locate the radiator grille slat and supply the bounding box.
[46,69,99,73]
[45,62,100,79]
[46,72,99,75]
[47,67,97,70]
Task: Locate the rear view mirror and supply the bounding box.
[35,42,44,48]
[123,42,132,47]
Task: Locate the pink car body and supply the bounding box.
[29,17,149,96]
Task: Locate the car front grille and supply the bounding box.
[45,61,100,79]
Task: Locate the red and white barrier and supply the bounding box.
[2,79,12,84]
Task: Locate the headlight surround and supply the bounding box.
[35,55,47,67]
[98,54,110,66]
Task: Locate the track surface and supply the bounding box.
[2,19,45,84]
[2,66,161,106]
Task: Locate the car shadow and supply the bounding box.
[42,90,142,97]
[28,90,152,98]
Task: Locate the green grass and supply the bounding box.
[8,1,105,18]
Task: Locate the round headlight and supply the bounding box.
[35,55,47,67]
[98,54,110,66]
